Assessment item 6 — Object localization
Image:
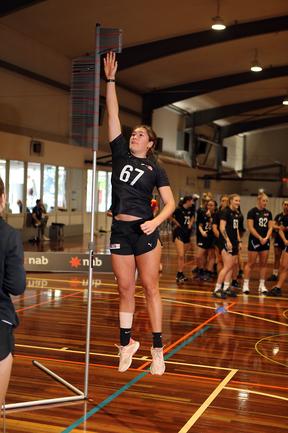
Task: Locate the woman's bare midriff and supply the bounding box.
[114,214,141,221]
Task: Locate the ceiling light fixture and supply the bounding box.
[211,0,226,30]
[250,49,263,72]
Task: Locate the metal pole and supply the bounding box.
[83,23,101,398]
[33,361,84,396]
[5,395,84,410]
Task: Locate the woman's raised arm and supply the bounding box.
[104,51,121,141]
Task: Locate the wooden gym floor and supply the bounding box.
[3,233,288,433]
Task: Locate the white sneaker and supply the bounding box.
[259,286,268,294]
[116,339,139,372]
[242,287,250,294]
[150,347,165,375]
[43,235,50,241]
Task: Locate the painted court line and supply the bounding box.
[16,291,82,313]
[61,326,210,433]
[138,302,236,371]
[229,310,288,327]
[225,386,288,401]
[178,369,238,433]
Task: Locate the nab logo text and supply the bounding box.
[28,256,49,265]
[82,257,103,267]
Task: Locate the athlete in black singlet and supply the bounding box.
[171,196,195,282]
[242,193,273,294]
[268,200,288,281]
[104,52,175,375]
[267,204,288,297]
[212,194,241,299]
[212,194,229,274]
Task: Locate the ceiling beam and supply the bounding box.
[185,95,286,128]
[0,0,45,17]
[118,15,288,70]
[143,65,288,112]
[220,115,288,138]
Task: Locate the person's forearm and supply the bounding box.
[106,81,118,118]
[249,226,262,240]
[153,201,175,227]
[212,224,219,238]
[199,225,206,236]
[220,227,231,244]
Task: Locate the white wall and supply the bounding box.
[223,135,244,173]
[244,127,288,168]
[152,107,181,153]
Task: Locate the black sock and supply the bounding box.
[120,328,131,346]
[152,332,163,348]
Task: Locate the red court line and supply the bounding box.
[230,380,288,392]
[13,292,47,303]
[137,301,237,371]
[16,291,82,313]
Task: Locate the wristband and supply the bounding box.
[106,78,115,82]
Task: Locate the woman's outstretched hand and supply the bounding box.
[104,51,118,80]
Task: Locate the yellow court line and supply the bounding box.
[26,277,288,300]
[26,284,119,296]
[229,310,288,327]
[16,344,234,370]
[162,298,216,310]
[255,333,288,368]
[27,277,118,287]
[225,386,288,401]
[283,309,288,319]
[15,343,144,360]
[178,369,238,433]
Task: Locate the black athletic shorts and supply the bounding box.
[110,219,159,256]
[218,240,239,256]
[172,227,191,244]
[197,235,214,250]
[248,237,270,252]
[0,321,14,361]
[274,236,284,250]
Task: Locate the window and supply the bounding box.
[27,162,41,211]
[70,168,82,212]
[9,161,24,213]
[43,165,56,212]
[97,171,107,212]
[86,170,111,212]
[57,166,67,210]
[86,169,93,212]
[0,160,6,184]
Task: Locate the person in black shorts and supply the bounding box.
[267,206,288,296]
[195,198,215,280]
[0,177,26,413]
[212,194,229,274]
[242,193,273,294]
[236,206,245,280]
[212,194,241,298]
[171,196,194,282]
[104,52,175,375]
[32,199,49,241]
[268,200,288,281]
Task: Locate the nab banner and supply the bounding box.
[24,252,112,273]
